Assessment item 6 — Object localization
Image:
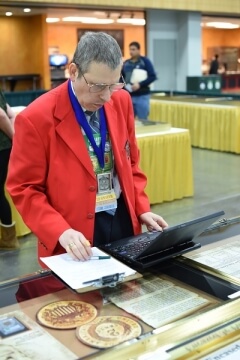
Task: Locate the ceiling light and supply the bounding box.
[46,18,60,23]
[117,18,145,25]
[23,8,31,13]
[206,22,239,29]
[5,12,13,16]
[130,18,146,26]
[62,16,114,24]
[62,16,96,22]
[80,19,114,24]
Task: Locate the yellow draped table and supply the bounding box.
[149,98,240,153]
[3,106,31,237]
[136,125,194,204]
[5,121,193,233]
[4,190,31,237]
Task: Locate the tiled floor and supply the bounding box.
[0,147,239,283]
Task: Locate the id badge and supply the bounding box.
[97,173,112,193]
[95,172,117,213]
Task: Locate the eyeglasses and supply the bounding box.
[77,66,125,93]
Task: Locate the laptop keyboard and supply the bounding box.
[100,229,203,269]
[105,232,159,259]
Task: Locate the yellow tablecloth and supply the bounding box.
[149,99,240,153]
[136,125,194,204]
[3,106,31,237]
[5,124,193,235]
[4,190,30,237]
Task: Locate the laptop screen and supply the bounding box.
[136,210,225,260]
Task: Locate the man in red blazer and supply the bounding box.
[7,32,168,266]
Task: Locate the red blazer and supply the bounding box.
[7,81,150,261]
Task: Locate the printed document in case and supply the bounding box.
[105,275,213,328]
[40,247,137,291]
[0,310,77,359]
[183,238,240,283]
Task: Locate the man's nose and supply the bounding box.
[99,87,112,102]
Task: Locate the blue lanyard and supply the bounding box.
[68,80,107,169]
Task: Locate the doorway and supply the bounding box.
[153,39,177,91]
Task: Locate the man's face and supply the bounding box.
[69,62,122,112]
[129,46,140,59]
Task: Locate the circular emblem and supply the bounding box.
[76,315,142,348]
[37,300,97,329]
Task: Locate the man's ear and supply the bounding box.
[69,63,78,81]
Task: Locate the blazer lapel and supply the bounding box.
[104,101,124,170]
[54,82,95,179]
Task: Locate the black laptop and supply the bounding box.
[99,211,225,270]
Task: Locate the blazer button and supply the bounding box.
[89,186,96,192]
[87,213,94,219]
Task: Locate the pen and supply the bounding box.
[90,256,111,260]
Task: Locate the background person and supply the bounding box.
[0,90,19,250]
[209,54,219,75]
[122,41,157,121]
[7,32,168,266]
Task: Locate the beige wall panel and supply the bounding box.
[202,28,240,60]
[0,15,50,90]
[47,23,145,60]
[0,16,144,90]
[7,0,240,15]
[1,10,240,90]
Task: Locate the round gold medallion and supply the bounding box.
[76,315,142,349]
[36,300,97,329]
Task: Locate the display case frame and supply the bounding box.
[0,219,240,359]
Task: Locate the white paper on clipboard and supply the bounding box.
[40,247,137,290]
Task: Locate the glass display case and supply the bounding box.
[0,219,240,360]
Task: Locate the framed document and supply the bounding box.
[77,29,124,54]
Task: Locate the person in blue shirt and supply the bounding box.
[122,41,157,121]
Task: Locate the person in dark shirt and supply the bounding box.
[209,54,219,75]
[122,42,157,121]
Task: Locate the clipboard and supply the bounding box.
[40,248,142,294]
[74,271,142,294]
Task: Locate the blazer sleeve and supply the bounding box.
[139,57,157,87]
[6,114,71,253]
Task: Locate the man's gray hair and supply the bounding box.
[72,31,123,74]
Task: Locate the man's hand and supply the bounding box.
[131,82,140,92]
[139,212,168,232]
[59,229,93,261]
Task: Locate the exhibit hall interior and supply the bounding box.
[0,1,240,359]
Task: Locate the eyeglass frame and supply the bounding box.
[75,64,126,93]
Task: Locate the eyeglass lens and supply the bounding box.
[90,83,125,93]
